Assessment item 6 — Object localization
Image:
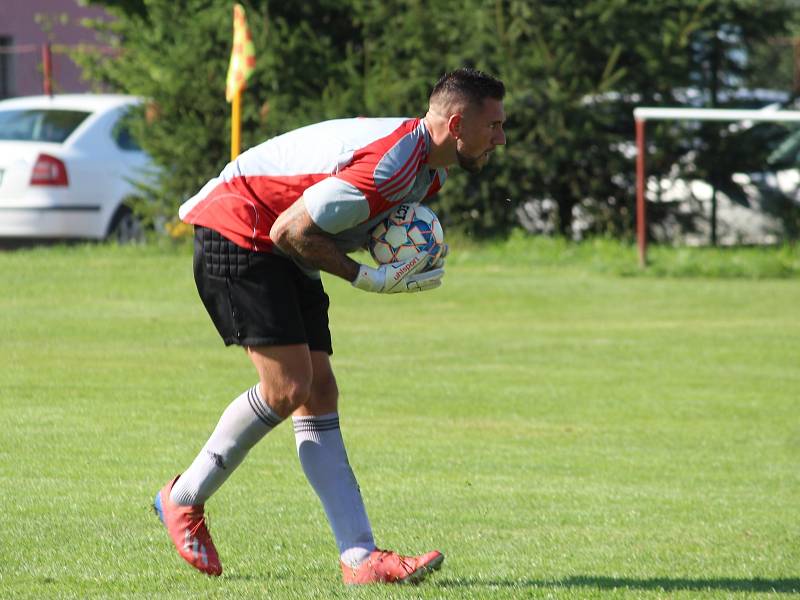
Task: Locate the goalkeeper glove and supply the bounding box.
[430,243,449,270]
[352,250,444,293]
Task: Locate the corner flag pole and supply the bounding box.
[226,3,256,160]
[231,89,242,160]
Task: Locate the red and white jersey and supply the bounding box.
[179,117,447,259]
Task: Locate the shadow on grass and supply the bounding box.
[434,575,800,594]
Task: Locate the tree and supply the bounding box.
[76,0,364,229]
[75,0,799,241]
[685,0,795,245]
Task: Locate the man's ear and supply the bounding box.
[447,113,463,140]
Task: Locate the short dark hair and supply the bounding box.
[429,68,505,111]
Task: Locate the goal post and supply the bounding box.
[633,107,800,267]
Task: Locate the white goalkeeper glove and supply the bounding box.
[352,249,444,293]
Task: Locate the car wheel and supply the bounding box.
[107,205,144,244]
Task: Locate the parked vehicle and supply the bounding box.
[0,94,154,243]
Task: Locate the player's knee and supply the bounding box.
[262,379,311,417]
[311,370,339,405]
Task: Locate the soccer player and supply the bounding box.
[153,67,506,584]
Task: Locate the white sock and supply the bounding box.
[293,413,376,567]
[170,384,283,506]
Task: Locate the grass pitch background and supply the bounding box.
[0,241,798,599]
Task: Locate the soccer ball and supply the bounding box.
[369,203,444,265]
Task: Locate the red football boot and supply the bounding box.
[153,475,222,576]
[341,548,444,585]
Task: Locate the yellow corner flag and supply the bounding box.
[226,4,256,102]
[226,4,256,159]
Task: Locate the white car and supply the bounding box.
[0,94,154,242]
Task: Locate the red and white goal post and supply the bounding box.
[633,106,800,267]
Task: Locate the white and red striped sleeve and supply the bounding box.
[305,119,430,233]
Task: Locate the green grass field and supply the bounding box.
[0,241,798,599]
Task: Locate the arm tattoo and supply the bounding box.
[277,201,360,282]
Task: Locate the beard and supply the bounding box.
[456,148,489,173]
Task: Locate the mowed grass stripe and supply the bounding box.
[0,243,797,599]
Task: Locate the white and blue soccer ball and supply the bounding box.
[369,203,445,265]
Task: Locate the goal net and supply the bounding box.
[634,106,800,266]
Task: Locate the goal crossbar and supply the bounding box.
[634,107,800,266]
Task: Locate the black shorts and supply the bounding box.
[193,226,333,354]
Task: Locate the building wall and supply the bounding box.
[0,0,111,98]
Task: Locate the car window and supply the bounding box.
[0,109,90,143]
[112,110,143,151]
